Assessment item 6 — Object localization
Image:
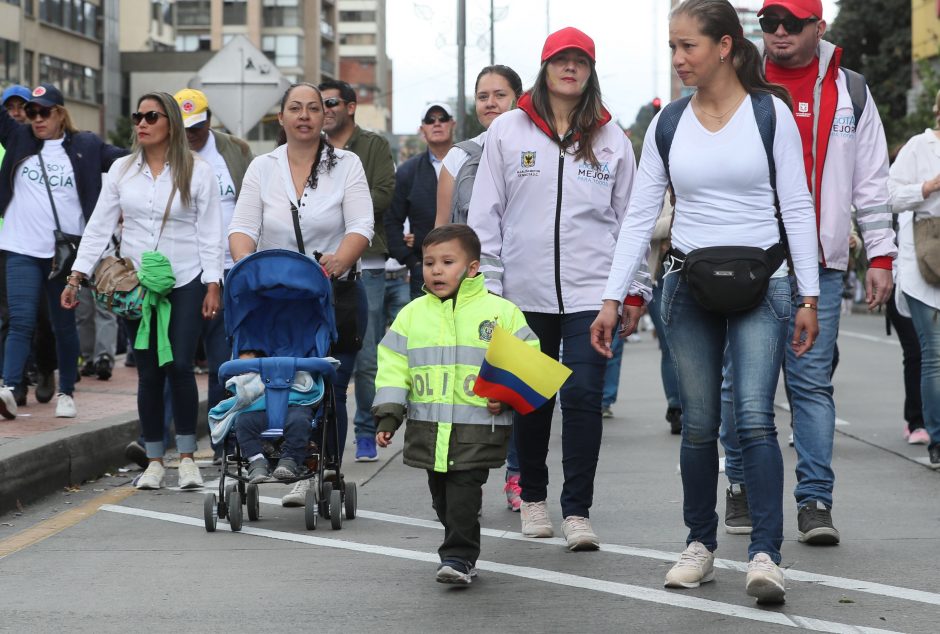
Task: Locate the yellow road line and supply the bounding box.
[0,487,137,560]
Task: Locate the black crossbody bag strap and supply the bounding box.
[289,201,305,255]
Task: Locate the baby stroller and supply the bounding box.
[203,249,358,533]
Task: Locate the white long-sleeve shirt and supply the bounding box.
[228,144,373,258]
[74,154,223,287]
[603,95,819,302]
[888,128,940,312]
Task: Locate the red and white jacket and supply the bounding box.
[773,40,896,271]
[467,94,643,313]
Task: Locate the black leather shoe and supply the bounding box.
[12,383,27,407]
[35,371,55,403]
[80,360,96,377]
[95,358,113,381]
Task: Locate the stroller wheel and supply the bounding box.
[320,482,333,519]
[203,493,218,532]
[224,483,236,509]
[247,484,261,521]
[330,489,343,530]
[304,486,318,530]
[344,481,357,520]
[228,490,243,532]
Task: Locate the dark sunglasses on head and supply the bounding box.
[323,97,346,108]
[131,110,168,126]
[423,114,452,125]
[759,14,818,34]
[25,105,55,120]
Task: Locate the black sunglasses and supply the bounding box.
[25,105,55,120]
[423,114,452,125]
[131,110,168,126]
[759,15,819,34]
[323,97,347,108]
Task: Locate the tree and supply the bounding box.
[826,0,912,146]
[626,100,659,158]
[108,116,133,149]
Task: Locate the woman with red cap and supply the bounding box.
[468,27,639,551]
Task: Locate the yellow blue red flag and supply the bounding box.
[473,325,572,414]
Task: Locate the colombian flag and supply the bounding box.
[473,326,572,415]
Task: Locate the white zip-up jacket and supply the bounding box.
[468,95,643,313]
[771,40,896,271]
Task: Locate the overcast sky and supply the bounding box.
[386,0,839,135]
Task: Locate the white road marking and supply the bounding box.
[839,330,899,347]
[99,503,901,634]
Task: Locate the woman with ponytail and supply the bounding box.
[228,82,373,501]
[591,0,819,603]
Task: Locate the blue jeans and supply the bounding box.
[385,274,410,324]
[650,276,681,409]
[662,272,789,563]
[352,269,385,440]
[904,294,940,449]
[515,311,606,518]
[235,406,314,464]
[601,335,624,408]
[124,276,205,459]
[203,269,232,412]
[721,267,841,508]
[2,252,78,394]
[330,279,368,462]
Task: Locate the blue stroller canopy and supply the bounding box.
[223,249,337,359]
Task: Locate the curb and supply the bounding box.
[0,401,208,515]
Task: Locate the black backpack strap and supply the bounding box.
[750,92,792,267]
[840,66,868,126]
[654,95,692,184]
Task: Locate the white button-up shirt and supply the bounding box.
[74,154,223,287]
[228,143,373,258]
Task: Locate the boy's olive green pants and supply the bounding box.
[427,468,489,564]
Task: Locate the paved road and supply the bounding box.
[0,311,936,633]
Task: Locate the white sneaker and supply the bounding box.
[0,385,17,419]
[136,461,165,490]
[282,477,310,507]
[561,515,600,551]
[745,552,786,604]
[664,541,715,588]
[177,457,204,489]
[54,393,76,418]
[520,500,554,538]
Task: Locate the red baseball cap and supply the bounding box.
[758,0,823,19]
[541,27,595,63]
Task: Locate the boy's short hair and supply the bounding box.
[423,224,481,261]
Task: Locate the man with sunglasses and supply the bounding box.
[720,0,896,546]
[316,79,396,464]
[386,103,456,300]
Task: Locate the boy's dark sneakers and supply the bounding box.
[797,501,840,545]
[724,484,752,535]
[95,358,113,381]
[928,444,940,469]
[666,407,682,435]
[436,559,473,585]
[272,458,299,480]
[248,458,271,483]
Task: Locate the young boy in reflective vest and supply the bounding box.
[373,224,537,585]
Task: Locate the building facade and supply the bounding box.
[337,0,391,132]
[0,0,111,135]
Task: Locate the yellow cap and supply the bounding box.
[174,88,209,128]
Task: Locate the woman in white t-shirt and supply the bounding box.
[591,0,818,603]
[0,83,126,421]
[434,65,524,228]
[887,89,940,468]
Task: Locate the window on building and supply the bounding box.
[176,0,210,26]
[246,115,280,142]
[339,33,376,46]
[39,53,98,102]
[339,10,375,22]
[176,34,211,52]
[223,0,246,24]
[0,38,19,84]
[38,0,97,38]
[25,0,33,17]
[23,49,33,85]
[262,0,299,27]
[261,35,300,68]
[3,0,21,7]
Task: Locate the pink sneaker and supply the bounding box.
[908,428,930,445]
[503,475,522,512]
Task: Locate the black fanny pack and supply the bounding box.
[671,242,786,315]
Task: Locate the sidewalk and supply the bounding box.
[0,357,209,514]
